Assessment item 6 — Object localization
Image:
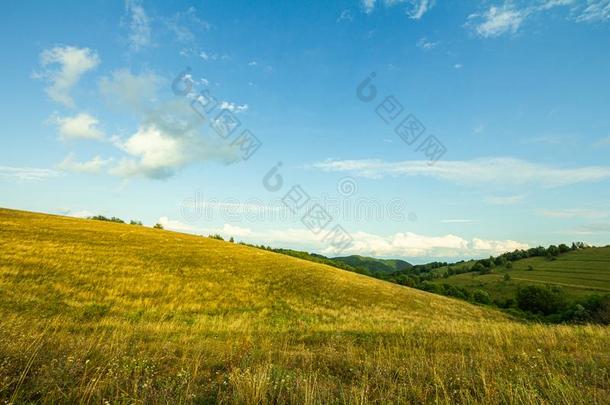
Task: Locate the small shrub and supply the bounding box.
[473,289,492,304]
[153,223,164,229]
[503,273,511,282]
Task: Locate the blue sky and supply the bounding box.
[1,0,610,263]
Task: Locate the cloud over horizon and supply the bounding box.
[311,157,610,187]
[157,216,529,260]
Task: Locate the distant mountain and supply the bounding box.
[332,255,412,275]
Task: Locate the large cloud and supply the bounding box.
[109,98,240,179]
[98,70,241,179]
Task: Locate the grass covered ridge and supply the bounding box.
[433,247,610,298]
[0,208,608,403]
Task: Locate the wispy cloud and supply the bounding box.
[337,9,354,22]
[408,0,435,19]
[566,222,610,235]
[484,195,525,205]
[311,157,610,187]
[468,4,527,38]
[99,69,162,111]
[36,46,100,107]
[575,0,610,22]
[0,166,60,182]
[467,0,606,38]
[595,135,610,146]
[57,154,111,174]
[416,37,439,50]
[522,134,578,145]
[441,219,474,224]
[125,0,152,51]
[163,6,210,44]
[361,0,376,14]
[540,208,610,220]
[362,0,435,19]
[218,101,249,113]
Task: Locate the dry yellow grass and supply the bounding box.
[0,208,608,403]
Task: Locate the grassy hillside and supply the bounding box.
[332,255,412,275]
[433,247,610,300]
[0,208,608,403]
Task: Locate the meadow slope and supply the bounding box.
[432,248,610,300]
[0,208,608,403]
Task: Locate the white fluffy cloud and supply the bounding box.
[53,113,105,140]
[109,102,239,179]
[37,46,100,107]
[111,125,188,178]
[311,157,610,187]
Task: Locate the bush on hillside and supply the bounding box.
[89,215,125,224]
[516,285,569,316]
[473,289,492,304]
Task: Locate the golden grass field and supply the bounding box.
[0,208,608,404]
